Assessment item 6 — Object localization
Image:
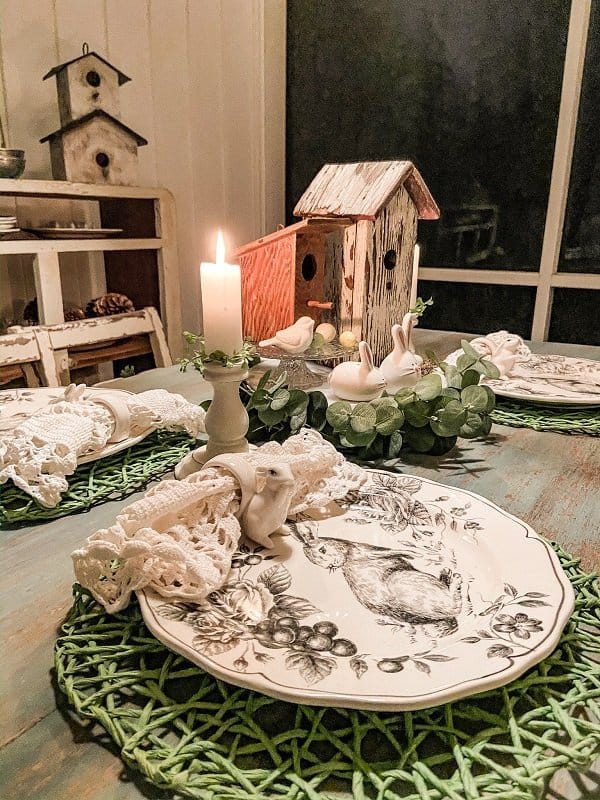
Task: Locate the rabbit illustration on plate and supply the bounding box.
[290,520,464,637]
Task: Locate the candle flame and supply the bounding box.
[216,230,225,266]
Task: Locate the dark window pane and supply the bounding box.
[559,3,600,274]
[548,289,600,345]
[417,281,535,338]
[287,0,569,273]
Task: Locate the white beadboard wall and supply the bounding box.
[0,0,285,336]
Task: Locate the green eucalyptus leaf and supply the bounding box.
[258,406,287,426]
[430,418,458,437]
[414,373,443,401]
[461,369,481,388]
[289,412,307,432]
[395,388,417,408]
[441,387,461,399]
[461,385,489,412]
[311,332,325,350]
[438,400,468,427]
[387,429,403,458]
[308,392,328,430]
[461,339,481,360]
[480,414,493,435]
[403,425,436,453]
[480,358,501,379]
[404,400,431,428]
[374,404,404,435]
[344,427,377,448]
[459,412,484,439]
[482,385,496,412]
[456,353,477,371]
[286,389,309,415]
[442,364,463,389]
[350,403,377,433]
[326,401,353,431]
[270,388,290,411]
[372,396,398,407]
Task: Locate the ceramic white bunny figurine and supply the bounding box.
[380,322,422,393]
[202,454,295,549]
[328,341,386,401]
[468,334,521,378]
[401,312,423,368]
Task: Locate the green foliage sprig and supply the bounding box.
[409,296,434,316]
[179,332,258,373]
[243,340,499,460]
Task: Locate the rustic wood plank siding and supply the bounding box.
[240,235,296,342]
[364,186,417,363]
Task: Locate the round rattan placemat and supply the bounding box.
[491,400,600,436]
[55,544,600,800]
[0,430,196,526]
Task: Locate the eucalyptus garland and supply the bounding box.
[243,340,500,460]
[180,332,259,372]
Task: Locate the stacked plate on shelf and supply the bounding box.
[0,215,19,235]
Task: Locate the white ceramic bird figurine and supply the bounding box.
[259,316,315,354]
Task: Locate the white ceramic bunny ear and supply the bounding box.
[359,340,375,369]
[391,323,407,350]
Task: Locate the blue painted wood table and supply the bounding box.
[0,331,598,799]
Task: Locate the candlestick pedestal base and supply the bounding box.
[175,363,249,477]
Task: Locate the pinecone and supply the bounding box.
[64,306,85,321]
[85,293,135,317]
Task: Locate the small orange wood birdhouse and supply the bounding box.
[236,160,439,363]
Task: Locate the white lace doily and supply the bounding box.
[72,430,366,613]
[0,384,206,507]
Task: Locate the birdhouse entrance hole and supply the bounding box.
[95,152,110,168]
[301,253,317,280]
[383,249,397,269]
[86,70,101,87]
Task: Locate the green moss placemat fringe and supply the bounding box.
[55,544,600,800]
[0,430,196,527]
[492,399,600,436]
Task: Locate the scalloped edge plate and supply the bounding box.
[139,471,574,711]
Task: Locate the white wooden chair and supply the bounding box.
[8,307,172,387]
[0,328,60,387]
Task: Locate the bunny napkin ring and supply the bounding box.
[202,454,295,549]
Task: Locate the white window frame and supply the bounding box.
[418,0,597,341]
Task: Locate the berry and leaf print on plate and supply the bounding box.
[139,471,574,711]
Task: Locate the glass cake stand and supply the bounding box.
[257,342,357,389]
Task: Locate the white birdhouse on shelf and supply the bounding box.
[40,44,147,185]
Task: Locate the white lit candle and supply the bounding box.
[200,231,243,355]
[410,243,420,308]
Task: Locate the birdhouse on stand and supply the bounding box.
[40,45,147,185]
[236,160,439,363]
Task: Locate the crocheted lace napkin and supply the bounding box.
[72,430,367,613]
[0,384,206,507]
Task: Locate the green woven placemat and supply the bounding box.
[491,399,600,436]
[0,430,196,527]
[56,543,600,800]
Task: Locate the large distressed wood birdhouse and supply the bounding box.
[236,160,439,363]
[40,46,147,185]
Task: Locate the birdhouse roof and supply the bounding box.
[235,216,353,257]
[40,109,148,146]
[294,161,440,221]
[43,51,131,84]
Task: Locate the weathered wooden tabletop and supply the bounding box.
[1,331,598,799]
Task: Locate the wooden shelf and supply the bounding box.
[0,238,164,255]
[68,335,152,369]
[0,177,172,202]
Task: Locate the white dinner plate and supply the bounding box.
[0,387,153,462]
[23,227,123,239]
[446,350,600,406]
[139,470,574,711]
